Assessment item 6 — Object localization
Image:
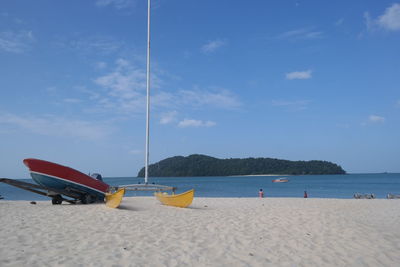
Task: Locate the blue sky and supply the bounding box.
[1,0,399,178]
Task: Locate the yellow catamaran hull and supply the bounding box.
[105,188,125,208]
[155,189,194,208]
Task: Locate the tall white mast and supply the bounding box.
[145,0,151,184]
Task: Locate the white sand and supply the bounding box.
[1,197,400,267]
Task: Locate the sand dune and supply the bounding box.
[1,197,399,266]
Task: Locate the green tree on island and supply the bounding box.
[138,154,346,177]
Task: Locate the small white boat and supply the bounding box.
[272,178,289,183]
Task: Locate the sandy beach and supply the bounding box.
[1,197,399,267]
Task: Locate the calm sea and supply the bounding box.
[1,173,400,201]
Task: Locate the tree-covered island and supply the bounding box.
[137,154,346,177]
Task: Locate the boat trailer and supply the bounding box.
[0,178,97,204]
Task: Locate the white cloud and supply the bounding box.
[95,62,107,69]
[63,98,82,104]
[91,58,170,114]
[179,88,241,109]
[46,86,57,93]
[285,70,312,80]
[129,149,141,155]
[151,91,175,108]
[0,113,113,140]
[95,58,162,97]
[115,58,130,68]
[178,119,216,128]
[276,28,323,40]
[95,68,145,99]
[94,59,146,99]
[69,35,124,55]
[364,12,374,31]
[201,39,226,53]
[96,0,135,9]
[160,111,178,125]
[335,18,344,26]
[369,115,385,123]
[378,3,400,31]
[365,4,400,32]
[271,100,310,110]
[0,30,35,53]
[90,59,241,117]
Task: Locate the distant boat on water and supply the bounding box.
[272,178,289,183]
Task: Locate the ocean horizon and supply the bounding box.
[1,173,399,201]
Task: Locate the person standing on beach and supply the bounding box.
[259,189,264,198]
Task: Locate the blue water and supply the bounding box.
[1,173,400,201]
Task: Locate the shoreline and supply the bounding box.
[1,197,400,266]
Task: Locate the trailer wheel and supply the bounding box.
[81,194,93,204]
[52,195,63,205]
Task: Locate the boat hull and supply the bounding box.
[272,179,289,183]
[105,188,125,208]
[155,189,194,208]
[24,158,109,200]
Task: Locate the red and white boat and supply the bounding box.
[272,178,289,183]
[0,158,111,205]
[25,158,110,204]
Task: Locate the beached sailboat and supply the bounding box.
[119,0,194,208]
[144,0,194,207]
